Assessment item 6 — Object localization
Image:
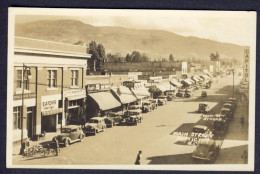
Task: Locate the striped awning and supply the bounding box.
[111,86,137,104]
[88,92,121,111]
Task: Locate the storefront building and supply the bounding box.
[12,37,91,142]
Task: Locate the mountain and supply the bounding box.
[15,19,247,61]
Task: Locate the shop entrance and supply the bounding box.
[27,107,36,139]
[42,115,57,132]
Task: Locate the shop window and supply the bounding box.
[47,70,57,88]
[71,70,79,87]
[13,106,21,130]
[69,99,82,107]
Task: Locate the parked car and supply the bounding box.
[176,91,184,97]
[228,98,238,108]
[224,100,237,110]
[167,93,174,101]
[124,110,143,125]
[198,103,209,113]
[142,101,154,112]
[157,96,167,106]
[213,119,229,138]
[128,104,142,110]
[223,103,234,115]
[201,91,207,97]
[53,125,85,147]
[192,139,220,162]
[220,108,232,120]
[148,99,158,109]
[85,117,106,135]
[104,111,124,127]
[184,91,192,98]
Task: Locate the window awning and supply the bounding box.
[132,88,150,99]
[194,75,203,81]
[111,86,137,104]
[156,83,175,92]
[182,79,192,85]
[187,78,195,84]
[42,108,63,116]
[170,79,182,87]
[202,75,210,80]
[88,92,121,111]
[192,77,199,82]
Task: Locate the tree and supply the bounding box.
[169,54,174,62]
[97,43,106,70]
[210,52,219,61]
[125,53,132,62]
[131,51,142,62]
[141,53,150,62]
[88,41,100,71]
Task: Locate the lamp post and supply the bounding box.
[20,63,31,155]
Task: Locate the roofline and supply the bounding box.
[15,47,91,59]
[15,36,88,48]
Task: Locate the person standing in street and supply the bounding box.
[53,137,59,156]
[81,116,86,128]
[135,150,142,165]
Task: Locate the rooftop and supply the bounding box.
[14,37,91,58]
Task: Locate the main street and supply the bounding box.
[13,74,243,165]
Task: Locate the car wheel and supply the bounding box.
[64,138,70,147]
[79,134,85,142]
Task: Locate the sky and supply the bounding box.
[14,9,255,46]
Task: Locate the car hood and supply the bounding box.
[193,147,209,158]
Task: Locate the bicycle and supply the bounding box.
[24,145,45,157]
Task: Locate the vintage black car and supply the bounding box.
[142,101,154,112]
[85,117,106,135]
[184,91,192,98]
[220,108,233,120]
[124,109,143,125]
[213,119,229,138]
[148,99,158,109]
[157,96,167,106]
[53,125,85,147]
[198,103,209,113]
[201,91,207,97]
[104,111,124,127]
[192,139,220,162]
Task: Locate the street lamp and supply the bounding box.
[20,63,31,155]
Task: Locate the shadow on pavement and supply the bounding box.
[147,152,193,164]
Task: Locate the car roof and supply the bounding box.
[193,125,208,130]
[221,108,230,111]
[228,98,237,101]
[62,125,80,129]
[224,103,232,106]
[91,117,104,120]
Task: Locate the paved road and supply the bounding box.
[13,75,243,165]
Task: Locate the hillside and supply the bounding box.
[15,19,247,60]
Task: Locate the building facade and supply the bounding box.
[13,37,91,142]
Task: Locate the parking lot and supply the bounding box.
[13,74,247,165]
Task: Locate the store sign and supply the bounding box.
[64,89,86,97]
[86,84,101,92]
[41,95,60,111]
[244,49,250,82]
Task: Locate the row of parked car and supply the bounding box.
[52,94,174,147]
[191,97,238,162]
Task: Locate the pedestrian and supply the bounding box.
[81,116,86,128]
[135,150,142,165]
[241,150,248,164]
[240,115,245,128]
[53,137,59,156]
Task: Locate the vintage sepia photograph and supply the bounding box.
[6,8,256,171]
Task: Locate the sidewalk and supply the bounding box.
[215,99,248,164]
[13,130,61,156]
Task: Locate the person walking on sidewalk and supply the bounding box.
[135,151,142,165]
